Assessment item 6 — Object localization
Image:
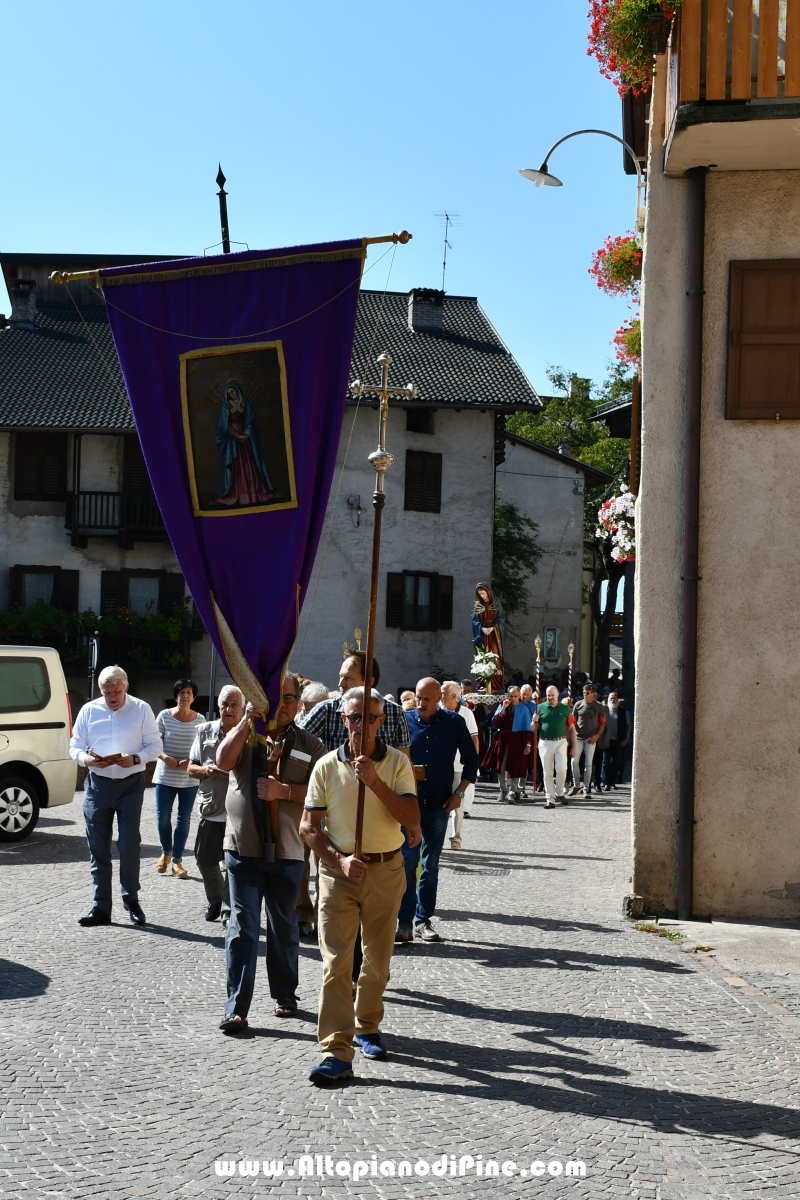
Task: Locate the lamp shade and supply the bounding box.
[519,165,563,188]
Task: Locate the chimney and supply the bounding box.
[407,287,444,334]
[10,280,36,330]
[558,440,572,458]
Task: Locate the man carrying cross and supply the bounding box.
[300,687,420,1085]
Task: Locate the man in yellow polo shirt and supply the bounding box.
[300,687,420,1085]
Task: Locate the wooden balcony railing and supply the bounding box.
[65,490,167,544]
[670,0,800,112]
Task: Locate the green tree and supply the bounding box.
[492,493,543,622]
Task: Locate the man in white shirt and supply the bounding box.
[70,665,162,927]
[441,681,480,850]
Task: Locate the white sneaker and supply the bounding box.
[449,837,462,850]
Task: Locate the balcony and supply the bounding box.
[65,490,168,547]
[665,0,800,174]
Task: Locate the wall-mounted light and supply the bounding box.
[347,494,366,528]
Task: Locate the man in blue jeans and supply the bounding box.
[214,673,325,1034]
[398,677,480,943]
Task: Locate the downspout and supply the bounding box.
[677,166,706,920]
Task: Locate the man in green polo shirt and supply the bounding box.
[533,685,575,809]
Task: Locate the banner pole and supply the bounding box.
[351,353,418,859]
[48,232,413,287]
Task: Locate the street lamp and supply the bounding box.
[520,128,646,233]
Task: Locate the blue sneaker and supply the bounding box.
[308,1057,354,1085]
[354,1033,388,1060]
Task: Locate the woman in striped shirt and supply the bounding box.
[154,679,206,879]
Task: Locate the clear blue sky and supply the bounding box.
[2,1,636,396]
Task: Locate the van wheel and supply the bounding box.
[0,777,41,842]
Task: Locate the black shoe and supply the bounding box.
[298,920,315,937]
[78,906,111,927]
[124,901,147,926]
[205,902,222,922]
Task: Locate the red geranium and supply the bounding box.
[588,0,680,96]
[589,232,642,298]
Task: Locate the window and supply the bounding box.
[727,260,800,419]
[386,572,453,631]
[542,627,560,662]
[100,570,185,617]
[406,410,435,434]
[8,566,79,612]
[123,436,154,495]
[404,450,442,513]
[14,433,68,501]
[0,656,50,713]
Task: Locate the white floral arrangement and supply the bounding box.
[470,648,500,682]
[596,485,636,563]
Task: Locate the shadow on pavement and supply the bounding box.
[435,909,618,934]
[0,959,50,999]
[390,939,692,974]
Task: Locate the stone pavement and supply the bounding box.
[3,781,800,1199]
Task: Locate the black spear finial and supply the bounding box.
[216,165,231,254]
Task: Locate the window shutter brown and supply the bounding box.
[727,260,800,419]
[55,570,80,613]
[8,567,23,608]
[404,452,425,510]
[14,433,67,500]
[386,573,404,627]
[423,454,442,512]
[100,571,123,614]
[404,450,442,512]
[123,436,152,494]
[161,573,186,615]
[438,575,453,630]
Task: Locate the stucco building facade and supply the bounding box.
[633,3,800,917]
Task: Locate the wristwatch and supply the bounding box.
[456,786,467,800]
[132,754,141,766]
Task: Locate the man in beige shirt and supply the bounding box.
[300,687,420,1085]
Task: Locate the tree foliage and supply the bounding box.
[492,494,543,621]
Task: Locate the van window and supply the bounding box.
[0,657,51,714]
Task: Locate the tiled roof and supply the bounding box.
[0,287,540,432]
[0,304,132,431]
[350,290,541,410]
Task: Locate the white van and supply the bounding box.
[0,646,77,842]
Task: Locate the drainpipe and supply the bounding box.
[677,166,707,920]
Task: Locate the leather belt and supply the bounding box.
[331,843,402,863]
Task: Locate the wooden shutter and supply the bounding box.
[123,436,152,494]
[727,260,800,419]
[14,433,67,500]
[386,573,404,627]
[438,575,453,630]
[404,451,442,512]
[100,571,123,614]
[54,569,80,613]
[8,567,23,608]
[160,572,186,615]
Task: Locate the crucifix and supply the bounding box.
[349,352,418,857]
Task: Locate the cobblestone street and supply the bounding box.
[3,783,800,1199]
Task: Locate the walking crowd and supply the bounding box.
[68,651,628,1086]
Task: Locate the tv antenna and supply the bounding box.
[434,211,461,291]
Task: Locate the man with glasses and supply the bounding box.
[298,651,411,759]
[300,687,419,1084]
[214,673,326,1034]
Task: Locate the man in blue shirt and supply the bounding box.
[397,677,480,943]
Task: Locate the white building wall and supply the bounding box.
[292,406,495,695]
[495,440,585,679]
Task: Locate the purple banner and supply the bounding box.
[99,240,365,721]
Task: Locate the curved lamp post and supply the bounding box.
[520,128,646,233]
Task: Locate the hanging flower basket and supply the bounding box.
[588,0,681,96]
[613,314,641,367]
[596,486,636,563]
[589,233,642,298]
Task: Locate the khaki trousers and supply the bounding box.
[317,853,406,1062]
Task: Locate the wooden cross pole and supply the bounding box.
[349,352,417,859]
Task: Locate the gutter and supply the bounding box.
[677,166,707,921]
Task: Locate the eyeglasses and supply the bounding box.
[343,713,380,725]
[281,694,299,704]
